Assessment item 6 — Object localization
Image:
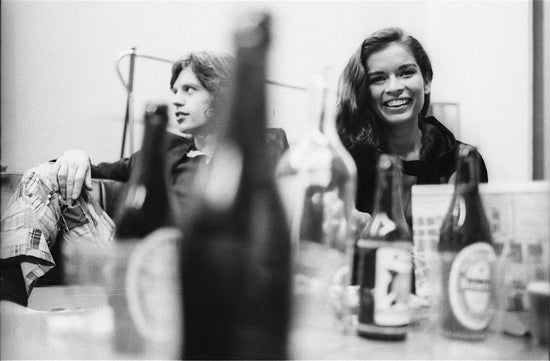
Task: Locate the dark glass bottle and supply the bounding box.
[276,71,357,331]
[438,144,495,340]
[110,104,181,355]
[356,154,412,340]
[114,104,178,237]
[180,12,291,360]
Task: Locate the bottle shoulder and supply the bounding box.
[439,210,493,251]
[277,137,356,176]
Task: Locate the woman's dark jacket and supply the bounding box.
[348,116,488,214]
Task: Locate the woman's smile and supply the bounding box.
[383,98,412,108]
[366,42,430,126]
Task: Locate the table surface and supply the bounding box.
[1,286,548,360]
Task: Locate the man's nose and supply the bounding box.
[172,92,185,107]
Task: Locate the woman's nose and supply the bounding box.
[386,75,404,94]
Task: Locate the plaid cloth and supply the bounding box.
[1,162,114,295]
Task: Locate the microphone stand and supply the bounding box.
[115,49,307,159]
[115,48,175,158]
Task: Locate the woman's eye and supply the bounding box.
[401,69,416,78]
[369,76,385,84]
[184,86,196,94]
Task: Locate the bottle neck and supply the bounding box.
[131,114,169,183]
[225,24,271,182]
[440,144,492,249]
[452,146,486,221]
[453,145,481,194]
[368,155,410,240]
[372,166,405,220]
[306,74,340,144]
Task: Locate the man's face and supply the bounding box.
[171,67,214,137]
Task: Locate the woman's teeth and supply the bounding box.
[385,99,410,107]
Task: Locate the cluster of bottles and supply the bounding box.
[110,12,290,360]
[354,144,496,341]
[63,10,498,360]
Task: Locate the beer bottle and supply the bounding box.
[276,70,357,330]
[438,144,495,340]
[110,104,181,355]
[180,12,291,359]
[356,154,412,340]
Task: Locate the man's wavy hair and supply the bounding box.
[170,51,235,117]
[336,27,433,151]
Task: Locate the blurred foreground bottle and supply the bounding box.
[356,155,412,340]
[110,104,182,355]
[438,144,496,340]
[276,71,357,331]
[180,12,291,359]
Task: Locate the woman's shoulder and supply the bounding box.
[455,140,489,182]
[420,116,458,160]
[422,116,488,182]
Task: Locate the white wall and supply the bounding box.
[545,0,550,179]
[1,0,534,183]
[1,1,238,167]
[423,1,532,182]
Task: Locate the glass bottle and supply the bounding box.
[275,71,357,331]
[180,12,291,360]
[438,144,496,340]
[356,154,412,340]
[110,104,181,355]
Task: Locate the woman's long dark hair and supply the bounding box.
[336,27,433,151]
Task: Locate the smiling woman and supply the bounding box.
[336,27,488,226]
[366,42,430,130]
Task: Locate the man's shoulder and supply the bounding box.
[166,131,194,150]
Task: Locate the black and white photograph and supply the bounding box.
[1,1,548,359]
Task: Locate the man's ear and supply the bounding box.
[424,79,431,95]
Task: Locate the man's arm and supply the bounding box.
[48,150,137,204]
[91,156,135,181]
[49,149,92,204]
[49,132,191,202]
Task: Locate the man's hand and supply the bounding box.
[49,149,92,204]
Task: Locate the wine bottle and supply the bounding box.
[356,154,412,340]
[438,144,496,340]
[276,71,357,330]
[110,104,181,355]
[180,12,291,359]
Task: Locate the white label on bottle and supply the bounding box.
[448,242,495,331]
[125,227,183,343]
[373,247,412,326]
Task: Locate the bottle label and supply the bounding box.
[373,246,412,326]
[124,227,183,343]
[448,242,495,331]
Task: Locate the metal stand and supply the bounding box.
[114,49,307,159]
[115,48,174,158]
